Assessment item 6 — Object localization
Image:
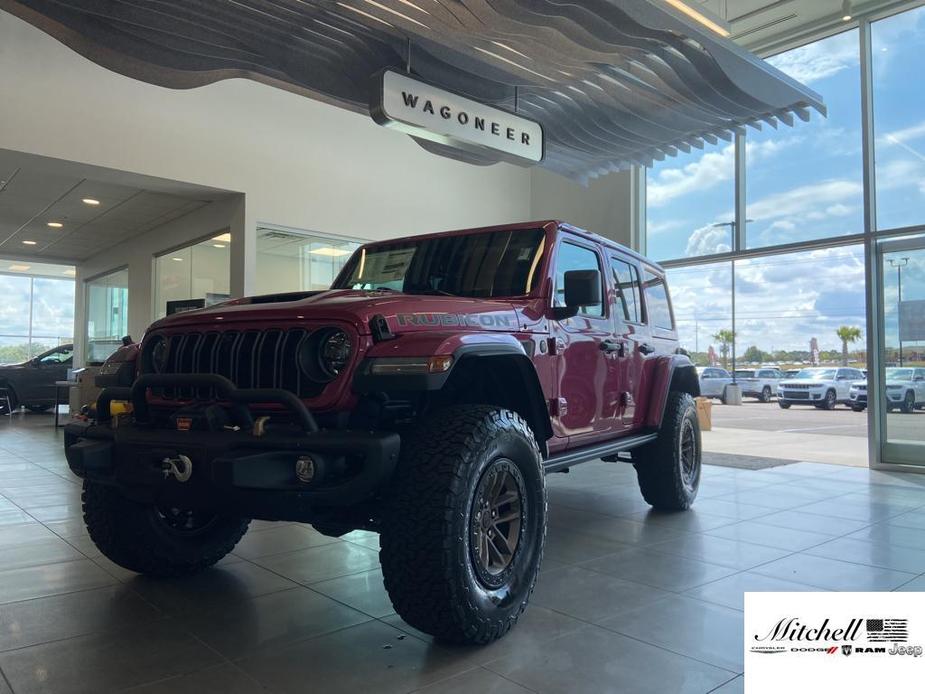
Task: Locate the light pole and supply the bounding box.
[888,257,909,366]
[711,219,753,383]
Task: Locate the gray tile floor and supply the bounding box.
[3,414,925,693]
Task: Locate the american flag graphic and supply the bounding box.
[866,618,909,642]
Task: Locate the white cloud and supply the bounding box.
[879,120,925,147]
[647,144,734,207]
[749,179,863,223]
[767,31,859,85]
[684,224,731,258]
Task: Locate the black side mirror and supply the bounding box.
[552,269,602,320]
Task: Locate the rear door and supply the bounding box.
[640,266,677,355]
[607,253,648,430]
[549,237,621,446]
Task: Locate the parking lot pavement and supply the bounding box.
[703,400,924,467]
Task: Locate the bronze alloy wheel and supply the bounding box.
[470,458,526,588]
[679,417,699,489]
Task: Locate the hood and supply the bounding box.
[779,379,830,387]
[0,360,28,369]
[853,379,912,388]
[148,289,538,335]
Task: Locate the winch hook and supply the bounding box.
[161,454,193,482]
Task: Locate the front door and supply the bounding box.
[876,236,925,467]
[550,238,620,447]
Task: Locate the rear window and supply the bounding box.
[642,268,674,330]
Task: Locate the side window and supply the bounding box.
[39,347,73,365]
[609,258,642,323]
[642,268,674,330]
[554,242,604,317]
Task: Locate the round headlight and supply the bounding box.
[299,328,351,382]
[145,335,169,373]
[319,329,351,377]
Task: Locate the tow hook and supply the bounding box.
[161,454,193,482]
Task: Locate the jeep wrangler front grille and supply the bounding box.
[151,329,324,400]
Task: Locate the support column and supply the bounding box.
[228,194,255,298]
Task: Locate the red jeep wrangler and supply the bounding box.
[65,220,701,644]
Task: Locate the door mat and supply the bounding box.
[703,452,799,470]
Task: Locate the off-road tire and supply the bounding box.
[634,392,701,510]
[778,400,791,409]
[379,405,546,645]
[760,386,772,403]
[82,481,250,577]
[901,391,916,414]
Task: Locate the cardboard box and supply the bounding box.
[695,396,712,432]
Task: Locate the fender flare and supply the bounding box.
[644,354,700,429]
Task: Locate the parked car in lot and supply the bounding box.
[734,368,784,403]
[0,344,73,413]
[849,367,925,413]
[699,366,733,403]
[777,366,865,410]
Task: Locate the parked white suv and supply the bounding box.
[849,367,925,413]
[777,367,865,410]
[734,368,784,403]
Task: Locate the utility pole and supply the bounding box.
[888,257,909,366]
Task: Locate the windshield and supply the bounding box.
[794,369,837,380]
[333,228,545,297]
[886,368,915,381]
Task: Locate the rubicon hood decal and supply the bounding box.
[397,313,514,329]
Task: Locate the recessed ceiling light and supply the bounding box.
[22,240,37,245]
[172,257,184,262]
[82,198,100,206]
[47,221,63,228]
[841,0,852,20]
[310,247,353,257]
[212,233,231,243]
[212,244,227,249]
[9,264,30,272]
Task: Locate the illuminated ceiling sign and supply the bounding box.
[371,69,543,166]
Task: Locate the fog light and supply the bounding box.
[295,456,316,484]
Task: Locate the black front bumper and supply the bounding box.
[64,375,400,521]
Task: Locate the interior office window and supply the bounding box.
[643,269,674,330]
[872,6,925,231]
[255,228,362,295]
[154,233,231,318]
[86,268,128,363]
[610,258,642,323]
[746,29,863,248]
[665,262,732,365]
[0,262,75,363]
[646,140,736,261]
[553,242,604,316]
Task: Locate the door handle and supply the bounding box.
[638,343,656,355]
[600,339,625,356]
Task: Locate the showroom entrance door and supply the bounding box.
[876,235,925,467]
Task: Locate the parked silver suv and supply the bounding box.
[698,367,733,403]
[734,368,784,403]
[777,367,865,410]
[849,367,925,413]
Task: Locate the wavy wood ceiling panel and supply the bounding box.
[1,0,825,181]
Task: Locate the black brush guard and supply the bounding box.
[64,374,400,520]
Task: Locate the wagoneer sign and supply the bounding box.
[371,69,543,166]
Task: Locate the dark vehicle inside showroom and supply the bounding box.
[0,343,73,412]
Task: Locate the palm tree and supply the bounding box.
[836,326,862,366]
[712,329,735,371]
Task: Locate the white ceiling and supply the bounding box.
[698,0,912,52]
[0,149,235,263]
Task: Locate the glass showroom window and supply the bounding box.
[255,228,362,295]
[0,262,75,363]
[872,5,925,232]
[665,262,732,366]
[646,140,736,262]
[733,245,866,367]
[154,233,231,318]
[86,268,128,363]
[746,29,863,249]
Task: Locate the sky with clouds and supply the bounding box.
[0,273,75,356]
[648,7,925,357]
